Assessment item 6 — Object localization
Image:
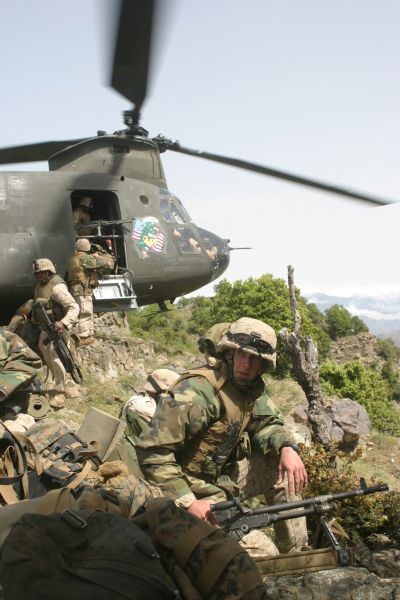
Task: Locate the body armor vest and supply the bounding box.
[67,253,98,296]
[67,252,115,296]
[34,275,66,322]
[176,367,260,483]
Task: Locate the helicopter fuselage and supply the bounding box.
[0,135,230,320]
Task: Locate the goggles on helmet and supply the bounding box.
[227,331,276,355]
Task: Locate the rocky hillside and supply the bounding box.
[327,332,385,369]
[59,313,400,493]
[20,311,400,598]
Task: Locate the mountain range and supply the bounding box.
[305,291,400,346]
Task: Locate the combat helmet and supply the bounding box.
[217,317,277,370]
[144,369,180,394]
[75,238,91,252]
[79,196,94,209]
[32,258,56,274]
[198,322,230,366]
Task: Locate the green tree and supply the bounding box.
[189,274,329,375]
[351,315,369,334]
[324,304,368,339]
[319,360,400,435]
[376,337,400,401]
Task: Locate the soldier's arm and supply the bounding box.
[93,253,115,273]
[249,393,308,494]
[0,330,42,399]
[73,209,81,225]
[51,283,80,329]
[135,377,220,504]
[248,393,296,454]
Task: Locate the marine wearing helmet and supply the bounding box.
[121,369,180,441]
[144,369,180,396]
[75,238,91,252]
[217,317,277,372]
[73,196,94,236]
[32,258,79,408]
[79,196,94,209]
[136,316,309,555]
[32,258,56,275]
[66,238,115,345]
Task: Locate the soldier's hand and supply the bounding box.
[188,499,218,525]
[277,447,308,496]
[54,321,65,333]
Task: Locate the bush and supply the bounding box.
[127,304,197,354]
[319,360,400,436]
[302,445,391,540]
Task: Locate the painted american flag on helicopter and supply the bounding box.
[132,217,166,253]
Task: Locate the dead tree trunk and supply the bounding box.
[279,265,333,450]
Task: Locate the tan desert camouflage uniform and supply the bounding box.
[0,329,42,401]
[33,272,79,394]
[67,244,115,339]
[136,364,308,553]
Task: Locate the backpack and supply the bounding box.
[0,419,100,505]
[0,508,178,600]
[0,492,267,600]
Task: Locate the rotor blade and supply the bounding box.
[111,0,156,111]
[169,144,395,206]
[0,140,86,165]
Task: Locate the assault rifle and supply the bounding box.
[34,303,84,385]
[211,479,389,565]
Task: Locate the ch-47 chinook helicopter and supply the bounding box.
[0,1,395,322]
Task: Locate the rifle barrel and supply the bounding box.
[211,483,389,516]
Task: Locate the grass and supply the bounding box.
[351,430,400,491]
[264,376,307,416]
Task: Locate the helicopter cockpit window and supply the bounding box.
[160,195,191,224]
[159,193,201,254]
[172,225,202,255]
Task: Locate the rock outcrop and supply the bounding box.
[262,567,400,599]
[328,332,384,370]
[288,397,371,451]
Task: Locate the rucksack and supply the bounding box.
[0,419,100,505]
[0,508,178,600]
[0,492,267,600]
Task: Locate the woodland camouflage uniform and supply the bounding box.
[0,329,42,401]
[137,321,308,555]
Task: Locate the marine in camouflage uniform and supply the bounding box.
[72,196,94,236]
[121,369,180,442]
[0,329,42,403]
[66,239,115,344]
[136,318,309,555]
[33,258,79,408]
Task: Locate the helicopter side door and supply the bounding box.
[70,189,137,312]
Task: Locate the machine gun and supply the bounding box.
[211,479,389,567]
[34,303,83,385]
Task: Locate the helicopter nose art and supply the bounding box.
[197,228,230,282]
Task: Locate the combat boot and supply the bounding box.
[48,392,66,409]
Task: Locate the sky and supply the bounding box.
[1,0,400,300]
